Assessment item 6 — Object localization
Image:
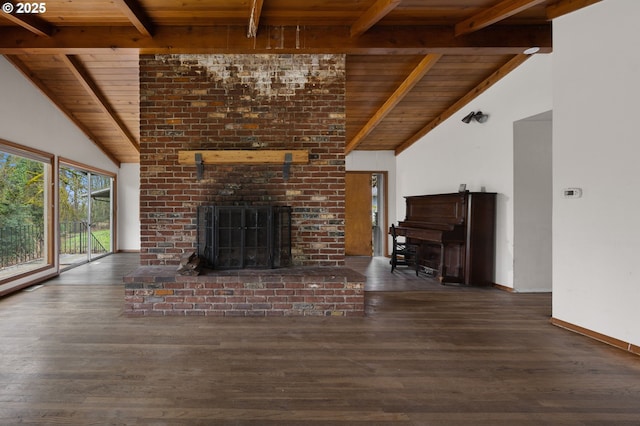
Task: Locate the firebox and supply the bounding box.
[197,205,292,269]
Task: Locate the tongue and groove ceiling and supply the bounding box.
[0,0,600,165]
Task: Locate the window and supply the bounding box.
[0,140,54,283]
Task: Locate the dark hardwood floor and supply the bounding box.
[1,254,639,425]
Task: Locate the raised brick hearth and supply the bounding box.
[124,266,365,317]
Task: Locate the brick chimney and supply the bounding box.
[139,54,346,267]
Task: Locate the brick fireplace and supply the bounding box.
[124,53,365,316]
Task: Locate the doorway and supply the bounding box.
[513,111,552,292]
[345,171,387,256]
[58,163,114,270]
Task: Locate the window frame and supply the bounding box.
[0,139,55,287]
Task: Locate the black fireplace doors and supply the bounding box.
[197,205,291,269]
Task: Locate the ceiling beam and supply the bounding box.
[3,55,121,166]
[59,54,140,154]
[1,10,55,37]
[247,0,264,38]
[345,54,442,155]
[0,24,552,55]
[350,0,401,38]
[455,0,545,36]
[112,0,155,37]
[395,54,531,155]
[546,0,601,20]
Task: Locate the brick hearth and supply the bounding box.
[124,266,365,317]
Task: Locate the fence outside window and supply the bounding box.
[0,224,44,268]
[0,221,108,269]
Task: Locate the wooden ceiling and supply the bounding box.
[0,0,600,165]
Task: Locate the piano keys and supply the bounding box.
[391,191,496,285]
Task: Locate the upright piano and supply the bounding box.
[392,191,496,285]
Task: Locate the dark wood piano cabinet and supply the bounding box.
[391,191,496,285]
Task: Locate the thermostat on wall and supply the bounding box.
[563,188,582,198]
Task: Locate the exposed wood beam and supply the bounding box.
[546,0,601,20]
[112,0,155,37]
[350,0,401,38]
[3,55,121,166]
[247,0,264,38]
[345,54,442,155]
[455,0,545,36]
[395,54,531,155]
[59,54,140,154]
[1,9,55,37]
[0,24,552,55]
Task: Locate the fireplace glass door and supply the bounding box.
[198,205,291,269]
[243,208,270,267]
[216,207,244,269]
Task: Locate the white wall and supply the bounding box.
[0,57,119,174]
[552,0,640,346]
[395,54,553,287]
[117,163,141,251]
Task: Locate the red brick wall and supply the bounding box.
[139,54,346,266]
[124,266,365,317]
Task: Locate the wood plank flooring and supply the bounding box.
[1,254,639,425]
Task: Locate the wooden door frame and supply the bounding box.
[345,171,389,257]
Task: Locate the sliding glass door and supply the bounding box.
[89,173,113,260]
[59,164,113,269]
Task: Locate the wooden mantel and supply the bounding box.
[178,150,309,165]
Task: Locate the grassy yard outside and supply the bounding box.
[60,228,111,254]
